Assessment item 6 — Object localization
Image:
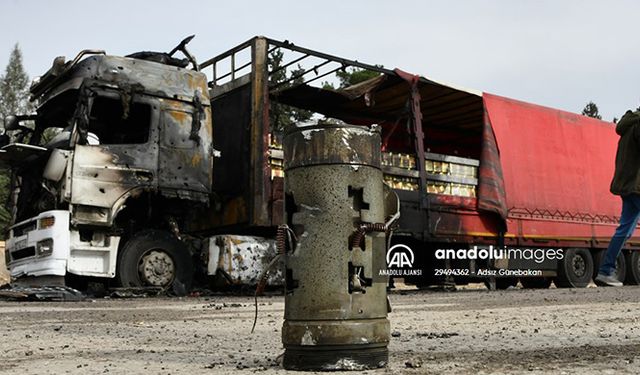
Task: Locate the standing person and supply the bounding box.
[596,110,640,287]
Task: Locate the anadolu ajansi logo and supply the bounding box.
[381,244,422,276]
[387,244,414,268]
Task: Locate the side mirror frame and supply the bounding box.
[3,115,19,131]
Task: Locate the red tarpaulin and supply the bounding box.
[484,93,621,225]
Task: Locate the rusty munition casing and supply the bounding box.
[282,122,389,371]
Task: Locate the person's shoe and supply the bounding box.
[595,273,623,287]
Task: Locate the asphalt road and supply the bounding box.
[0,285,639,374]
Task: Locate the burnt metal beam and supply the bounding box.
[269,60,333,90]
[250,38,271,227]
[265,38,396,77]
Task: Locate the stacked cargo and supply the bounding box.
[269,136,478,198]
[382,152,418,191]
[381,152,479,198]
[269,134,285,179]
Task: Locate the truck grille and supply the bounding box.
[12,246,36,261]
[12,221,36,237]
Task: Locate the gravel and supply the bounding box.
[0,285,639,374]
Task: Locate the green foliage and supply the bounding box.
[336,67,381,89]
[0,44,34,231]
[268,50,313,132]
[0,44,34,119]
[323,67,382,90]
[581,101,602,120]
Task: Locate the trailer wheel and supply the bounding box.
[520,277,552,289]
[593,249,626,286]
[116,230,193,293]
[555,248,593,288]
[624,251,640,285]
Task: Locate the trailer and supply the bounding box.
[2,35,637,291]
[200,36,640,289]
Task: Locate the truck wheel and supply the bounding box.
[116,230,194,292]
[555,248,593,288]
[625,251,640,285]
[520,277,552,289]
[593,249,626,286]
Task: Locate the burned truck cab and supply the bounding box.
[3,46,213,288]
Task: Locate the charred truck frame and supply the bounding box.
[3,36,639,290]
[3,38,213,289]
[201,37,640,289]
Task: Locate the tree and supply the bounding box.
[0,44,33,119]
[0,44,34,231]
[323,67,382,90]
[581,101,602,120]
[336,67,381,89]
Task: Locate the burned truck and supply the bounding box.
[4,35,640,291]
[1,38,220,289]
[200,36,640,289]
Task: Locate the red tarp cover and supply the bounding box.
[484,93,620,223]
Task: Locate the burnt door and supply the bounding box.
[70,94,158,225]
[157,99,213,199]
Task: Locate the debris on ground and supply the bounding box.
[0,285,84,301]
[416,332,460,339]
[109,287,165,298]
[0,287,639,374]
[405,358,423,368]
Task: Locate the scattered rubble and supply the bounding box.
[0,287,639,374]
[0,285,84,301]
[416,332,460,339]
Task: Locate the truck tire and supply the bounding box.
[624,251,640,285]
[520,277,552,289]
[593,249,626,286]
[116,230,194,293]
[555,248,593,288]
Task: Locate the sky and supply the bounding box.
[0,0,638,121]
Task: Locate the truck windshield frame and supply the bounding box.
[82,89,153,146]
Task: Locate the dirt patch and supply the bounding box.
[0,286,639,374]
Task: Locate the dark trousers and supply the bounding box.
[599,194,640,276]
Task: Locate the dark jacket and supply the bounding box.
[610,110,640,195]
